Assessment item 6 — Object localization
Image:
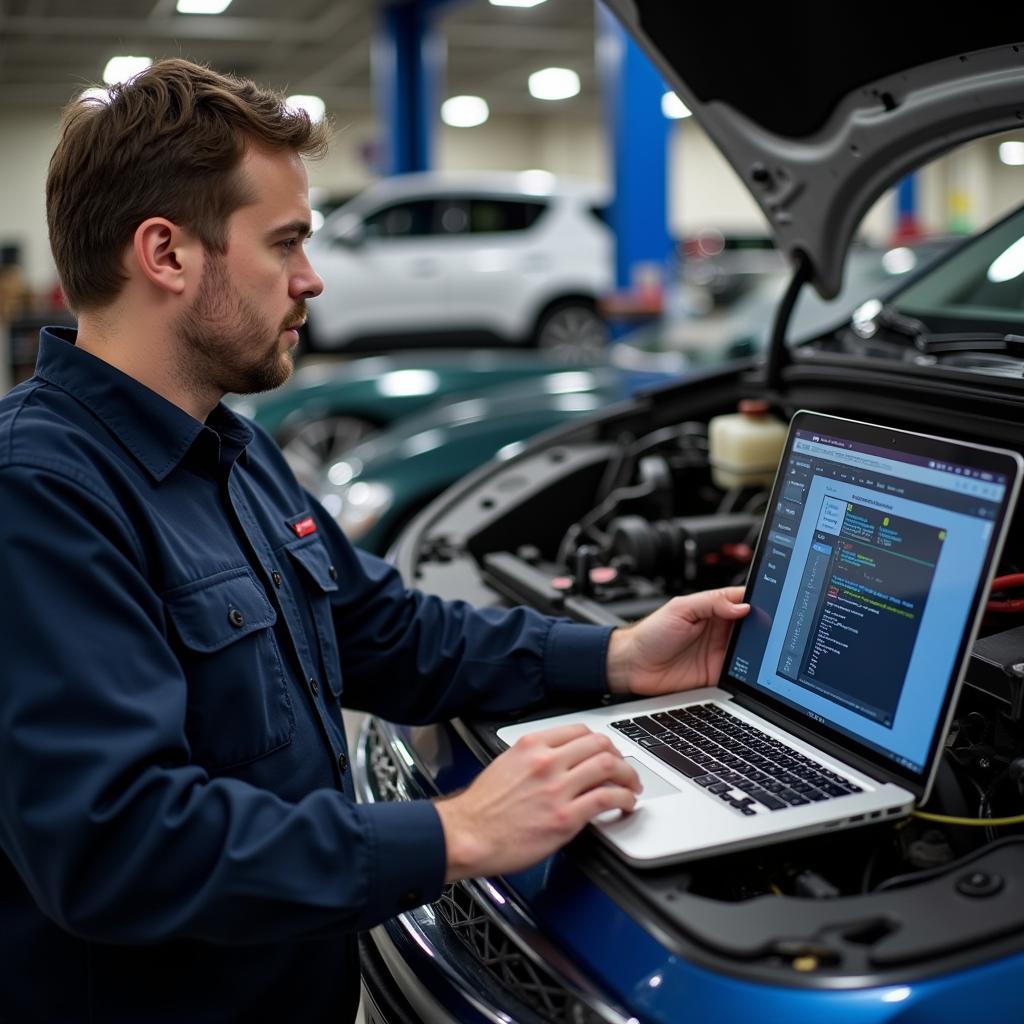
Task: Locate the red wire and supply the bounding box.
[987,574,1024,613]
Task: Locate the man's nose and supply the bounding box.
[292,252,324,300]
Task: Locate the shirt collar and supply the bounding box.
[34,327,254,482]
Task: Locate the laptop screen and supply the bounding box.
[724,411,1018,785]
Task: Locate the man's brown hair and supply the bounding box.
[46,58,330,312]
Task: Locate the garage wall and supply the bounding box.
[312,115,379,193]
[669,121,768,236]
[0,111,62,295]
[440,112,609,183]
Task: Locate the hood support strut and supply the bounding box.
[766,253,812,391]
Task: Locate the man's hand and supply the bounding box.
[434,724,641,883]
[606,586,750,696]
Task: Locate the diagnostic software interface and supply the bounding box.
[728,427,1007,775]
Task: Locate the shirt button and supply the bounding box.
[271,571,283,587]
[328,565,338,581]
[308,677,320,698]
[228,608,245,628]
[402,889,423,908]
[337,752,349,775]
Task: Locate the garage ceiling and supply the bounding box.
[0,0,599,116]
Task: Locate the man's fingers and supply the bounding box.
[564,747,642,797]
[574,782,638,823]
[517,726,623,772]
[673,586,750,623]
[517,723,593,751]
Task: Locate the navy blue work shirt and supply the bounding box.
[0,328,612,1023]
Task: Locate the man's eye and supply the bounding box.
[281,238,299,251]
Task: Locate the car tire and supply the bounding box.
[277,415,378,491]
[533,300,610,360]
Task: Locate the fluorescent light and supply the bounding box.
[285,94,326,123]
[999,140,1024,166]
[661,91,692,119]
[490,0,547,5]
[441,95,489,128]
[528,67,580,101]
[176,0,232,12]
[102,56,152,85]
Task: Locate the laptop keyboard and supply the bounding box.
[611,703,862,817]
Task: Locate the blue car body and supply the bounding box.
[358,713,1024,1024]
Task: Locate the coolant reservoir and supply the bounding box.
[708,400,788,490]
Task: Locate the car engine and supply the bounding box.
[390,355,1024,985]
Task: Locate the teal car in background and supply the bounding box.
[228,349,596,488]
[315,366,675,553]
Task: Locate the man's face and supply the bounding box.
[175,146,323,398]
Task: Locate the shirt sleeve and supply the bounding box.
[0,463,445,944]
[310,502,613,722]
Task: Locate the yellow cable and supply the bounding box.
[912,810,1024,826]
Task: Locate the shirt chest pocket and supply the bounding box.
[164,568,295,772]
[285,538,343,700]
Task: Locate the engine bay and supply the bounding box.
[393,361,1024,984]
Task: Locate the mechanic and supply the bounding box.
[0,59,750,1022]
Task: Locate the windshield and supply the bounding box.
[890,204,1024,333]
[618,239,952,369]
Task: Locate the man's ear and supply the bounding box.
[131,218,200,297]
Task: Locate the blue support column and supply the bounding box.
[596,4,672,298]
[895,173,920,242]
[374,2,448,175]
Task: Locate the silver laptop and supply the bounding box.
[498,411,1022,866]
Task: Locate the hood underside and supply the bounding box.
[608,2,1024,298]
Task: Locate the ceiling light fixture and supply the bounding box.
[176,0,233,12]
[441,95,490,128]
[102,56,153,85]
[285,94,326,123]
[528,67,580,101]
[661,91,692,119]
[489,0,548,6]
[999,141,1024,166]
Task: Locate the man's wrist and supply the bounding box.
[606,626,633,694]
[434,795,485,883]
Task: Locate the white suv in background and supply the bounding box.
[304,171,614,358]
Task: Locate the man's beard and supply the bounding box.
[175,253,304,400]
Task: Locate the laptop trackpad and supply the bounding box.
[626,757,683,801]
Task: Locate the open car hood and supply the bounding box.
[608,3,1024,298]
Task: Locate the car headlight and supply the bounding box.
[321,480,393,541]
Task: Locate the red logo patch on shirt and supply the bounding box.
[291,516,317,538]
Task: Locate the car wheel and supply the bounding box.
[278,415,378,491]
[534,301,610,360]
